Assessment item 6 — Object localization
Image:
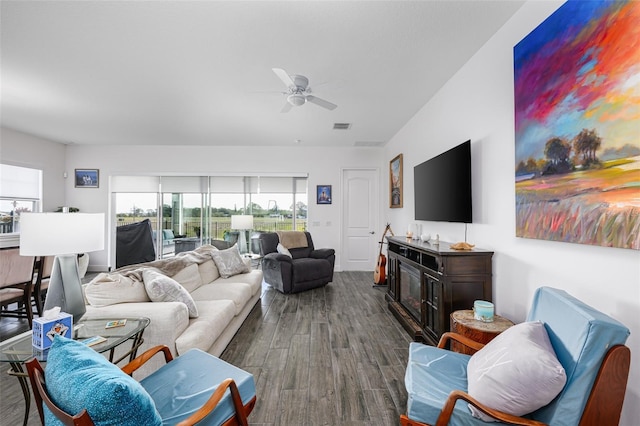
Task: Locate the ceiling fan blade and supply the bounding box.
[280,102,293,113]
[306,95,337,110]
[272,68,295,89]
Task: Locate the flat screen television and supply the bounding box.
[414,140,472,223]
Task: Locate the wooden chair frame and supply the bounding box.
[0,249,36,327]
[26,345,256,426]
[31,256,54,317]
[400,332,631,426]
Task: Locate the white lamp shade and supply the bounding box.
[231,215,253,230]
[20,213,105,256]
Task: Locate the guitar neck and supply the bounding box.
[378,225,391,256]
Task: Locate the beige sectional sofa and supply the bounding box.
[81,245,262,378]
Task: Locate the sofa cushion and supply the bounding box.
[44,335,162,426]
[175,300,236,354]
[171,263,202,293]
[198,259,220,284]
[143,270,199,318]
[191,282,253,316]
[218,269,263,297]
[84,301,189,380]
[467,321,567,421]
[85,273,150,307]
[211,245,250,278]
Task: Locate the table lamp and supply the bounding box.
[20,212,105,323]
[231,214,253,254]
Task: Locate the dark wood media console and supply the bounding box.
[385,236,493,346]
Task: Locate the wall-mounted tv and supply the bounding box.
[414,140,472,223]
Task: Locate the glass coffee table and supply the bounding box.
[0,317,150,426]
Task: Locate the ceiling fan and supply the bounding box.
[272,68,337,113]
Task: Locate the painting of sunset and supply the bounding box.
[514,0,640,250]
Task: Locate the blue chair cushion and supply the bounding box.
[406,342,492,426]
[162,229,175,242]
[44,335,162,426]
[526,287,630,425]
[140,349,256,426]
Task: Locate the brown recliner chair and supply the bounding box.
[259,232,335,294]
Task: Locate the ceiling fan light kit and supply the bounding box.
[287,93,307,106]
[272,67,337,112]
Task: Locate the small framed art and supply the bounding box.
[317,185,332,204]
[390,154,403,208]
[75,169,99,188]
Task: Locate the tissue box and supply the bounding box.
[32,312,73,349]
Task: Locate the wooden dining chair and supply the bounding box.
[32,255,54,317]
[0,248,36,327]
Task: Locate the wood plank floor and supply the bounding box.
[0,271,411,425]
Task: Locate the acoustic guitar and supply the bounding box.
[373,224,394,285]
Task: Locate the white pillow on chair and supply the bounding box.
[466,321,567,421]
[277,243,292,257]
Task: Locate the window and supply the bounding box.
[0,164,42,238]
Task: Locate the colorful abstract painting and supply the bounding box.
[514,0,640,250]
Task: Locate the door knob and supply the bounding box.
[369,231,375,234]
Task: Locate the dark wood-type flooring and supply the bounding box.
[0,271,411,425]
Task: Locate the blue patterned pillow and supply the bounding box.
[44,335,162,426]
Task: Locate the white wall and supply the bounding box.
[384,1,640,423]
[63,144,383,272]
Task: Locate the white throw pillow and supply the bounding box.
[171,263,202,293]
[466,321,566,421]
[277,243,292,257]
[142,269,199,318]
[210,244,250,279]
[84,273,150,307]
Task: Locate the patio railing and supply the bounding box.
[116,217,306,239]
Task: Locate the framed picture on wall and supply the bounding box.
[317,185,332,204]
[390,154,403,208]
[75,169,99,188]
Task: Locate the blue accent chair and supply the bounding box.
[400,287,631,426]
[26,345,256,426]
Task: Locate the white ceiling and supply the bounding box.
[1,1,524,148]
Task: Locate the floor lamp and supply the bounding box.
[231,215,253,254]
[20,212,105,323]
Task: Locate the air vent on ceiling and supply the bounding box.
[354,141,386,147]
[333,123,351,130]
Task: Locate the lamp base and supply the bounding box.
[238,230,249,254]
[43,255,87,323]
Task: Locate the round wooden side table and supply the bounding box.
[450,309,514,355]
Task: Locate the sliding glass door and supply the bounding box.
[111,174,307,265]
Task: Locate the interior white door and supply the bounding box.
[342,168,379,271]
